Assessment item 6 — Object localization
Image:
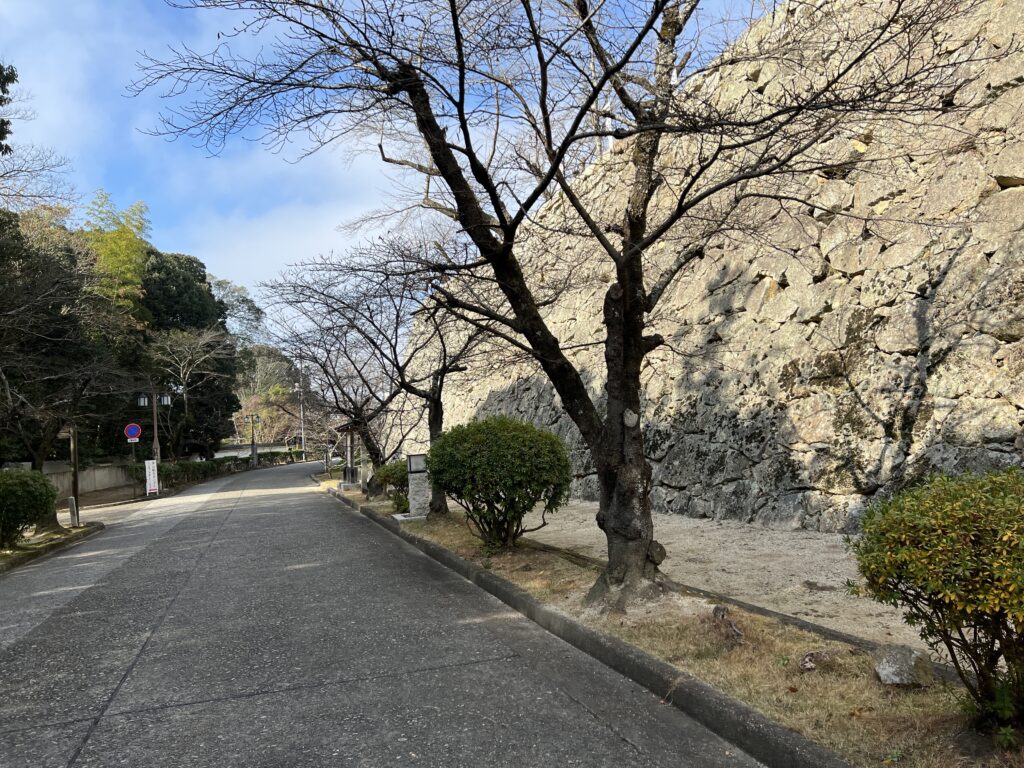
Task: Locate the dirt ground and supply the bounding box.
[522,501,923,649]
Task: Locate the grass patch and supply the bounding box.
[0,526,85,570]
[404,510,1022,768]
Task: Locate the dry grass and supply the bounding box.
[404,511,1023,768]
[335,486,394,516]
[0,526,81,568]
[312,472,341,489]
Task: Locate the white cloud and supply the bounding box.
[158,150,391,287]
[2,0,394,292]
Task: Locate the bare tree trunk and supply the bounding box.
[585,274,664,608]
[426,397,448,516]
[357,420,389,497]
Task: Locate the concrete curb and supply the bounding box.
[325,487,851,768]
[0,521,106,576]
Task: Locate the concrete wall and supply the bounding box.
[44,465,134,499]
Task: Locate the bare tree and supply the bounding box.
[0,63,70,211]
[149,326,236,456]
[268,233,489,514]
[137,0,1003,606]
[267,299,414,474]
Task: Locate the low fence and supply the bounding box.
[45,464,134,498]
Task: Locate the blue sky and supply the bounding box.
[1,0,751,292]
[1,0,387,291]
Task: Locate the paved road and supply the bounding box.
[0,463,762,767]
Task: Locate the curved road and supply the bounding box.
[0,463,762,767]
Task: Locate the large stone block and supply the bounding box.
[431,0,1024,535]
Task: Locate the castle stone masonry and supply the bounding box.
[433,0,1024,532]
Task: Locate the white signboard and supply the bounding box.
[145,460,159,496]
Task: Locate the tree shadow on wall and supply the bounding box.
[468,227,1024,533]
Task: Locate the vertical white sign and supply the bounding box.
[145,460,159,496]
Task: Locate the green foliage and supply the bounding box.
[373,460,409,514]
[0,469,57,547]
[140,249,241,459]
[851,470,1024,729]
[125,451,295,489]
[373,460,408,493]
[391,493,410,515]
[142,251,222,331]
[427,416,571,547]
[0,63,16,156]
[83,191,150,316]
[0,208,132,469]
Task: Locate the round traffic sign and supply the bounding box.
[124,423,143,439]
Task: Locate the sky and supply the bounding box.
[0,0,388,292]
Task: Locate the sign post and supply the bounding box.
[124,423,142,463]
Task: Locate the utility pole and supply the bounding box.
[151,390,161,463]
[69,422,80,523]
[299,369,306,462]
[244,414,261,468]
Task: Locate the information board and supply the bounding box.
[145,460,159,496]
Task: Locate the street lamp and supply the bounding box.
[243,414,261,467]
[137,392,172,463]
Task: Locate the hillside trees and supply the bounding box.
[0,203,245,468]
[233,344,303,446]
[138,0,1006,605]
[0,207,135,528]
[141,250,241,458]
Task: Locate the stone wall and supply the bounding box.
[426,0,1024,532]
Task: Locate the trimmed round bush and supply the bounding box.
[427,416,571,547]
[851,469,1024,729]
[0,469,58,547]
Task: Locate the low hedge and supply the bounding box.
[0,469,58,547]
[125,450,299,489]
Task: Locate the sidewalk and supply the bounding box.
[523,501,921,649]
[2,462,762,767]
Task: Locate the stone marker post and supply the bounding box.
[406,454,430,518]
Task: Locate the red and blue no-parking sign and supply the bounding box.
[124,423,143,440]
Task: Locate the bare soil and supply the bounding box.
[522,501,923,649]
[401,511,1019,768]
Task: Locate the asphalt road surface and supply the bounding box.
[0,462,763,767]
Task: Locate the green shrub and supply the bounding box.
[427,416,571,547]
[372,461,409,514]
[123,451,294,492]
[392,492,410,516]
[0,469,58,547]
[851,469,1024,729]
[373,461,408,493]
